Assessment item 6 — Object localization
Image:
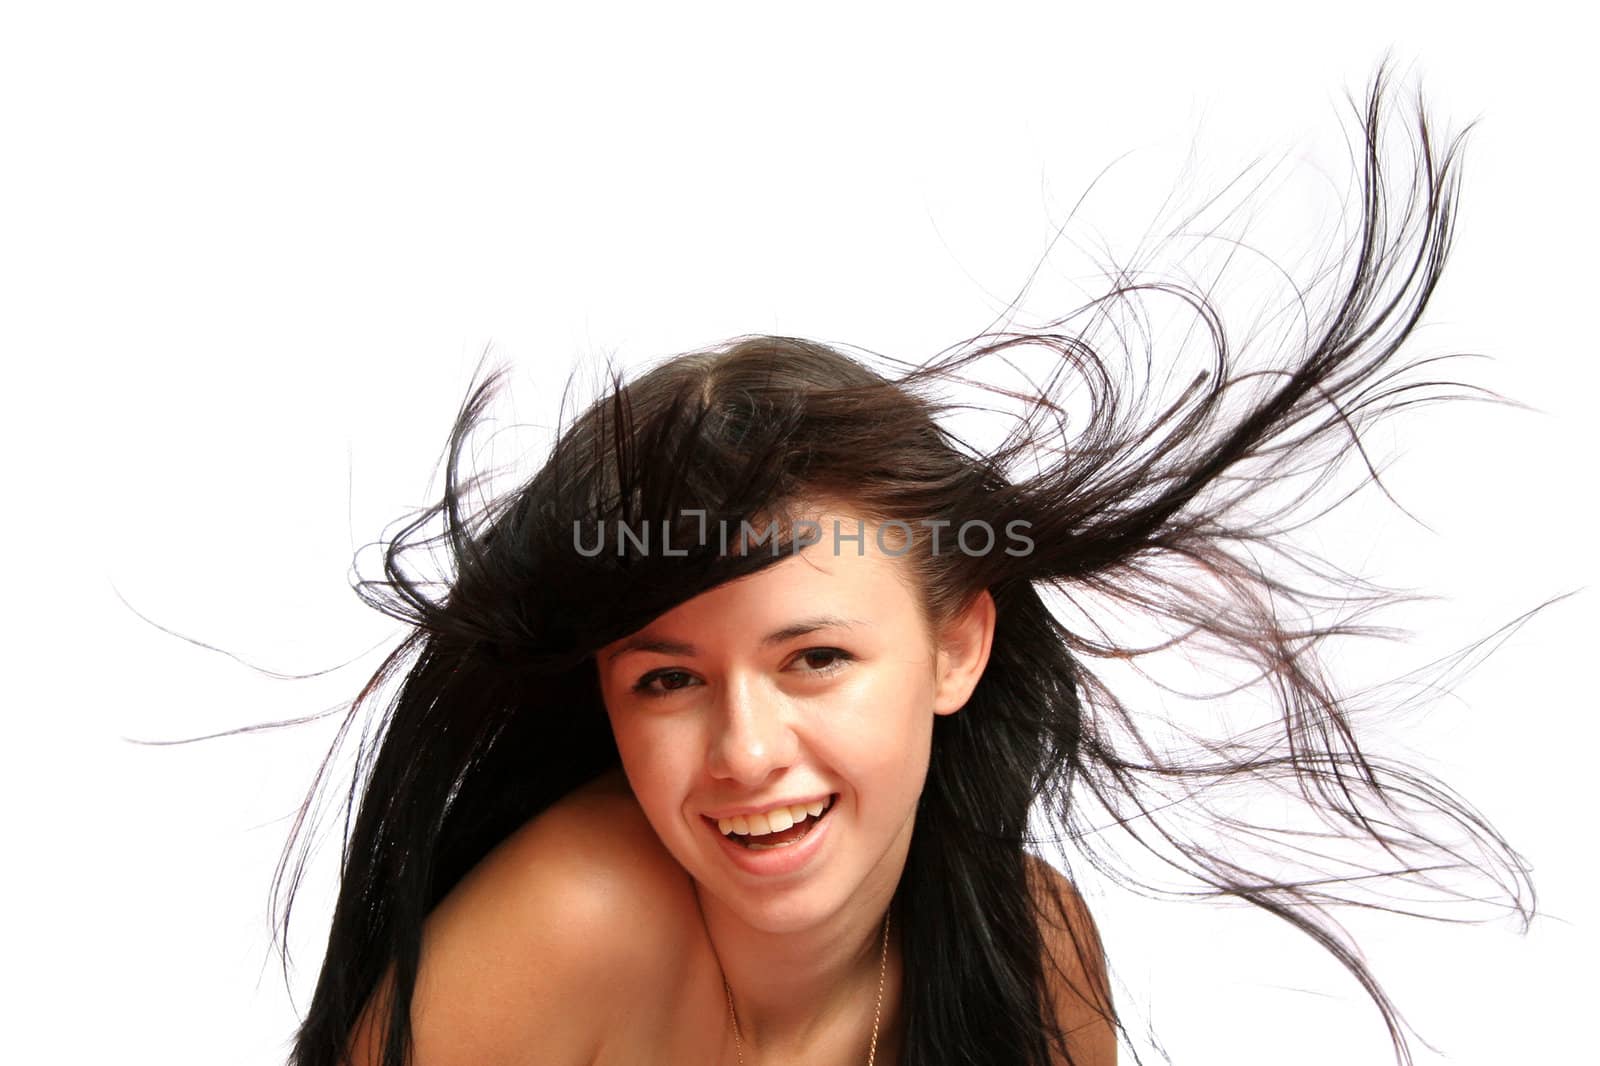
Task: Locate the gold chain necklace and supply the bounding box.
[722,910,892,1066]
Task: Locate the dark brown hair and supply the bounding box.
[275,70,1533,1066]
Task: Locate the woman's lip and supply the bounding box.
[706,795,837,877]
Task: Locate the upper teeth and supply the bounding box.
[718,797,831,837]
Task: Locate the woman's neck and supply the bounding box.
[693,870,905,1061]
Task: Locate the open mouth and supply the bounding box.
[707,793,838,851]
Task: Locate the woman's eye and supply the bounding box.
[794,648,853,674]
[632,669,697,697]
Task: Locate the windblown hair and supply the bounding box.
[277,73,1533,1066]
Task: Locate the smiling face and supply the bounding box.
[595,505,994,933]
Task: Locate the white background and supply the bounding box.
[2,3,1594,1064]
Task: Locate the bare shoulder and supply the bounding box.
[473,765,703,971]
[508,764,703,951]
[1025,853,1118,1066]
[347,767,701,1066]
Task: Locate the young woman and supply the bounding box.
[278,75,1532,1066]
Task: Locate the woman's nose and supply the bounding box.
[706,674,800,786]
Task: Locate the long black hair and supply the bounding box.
[274,70,1533,1066]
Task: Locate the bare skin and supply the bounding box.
[581,768,1113,1066]
[349,512,1114,1064]
[580,767,908,1066]
[347,765,1113,1066]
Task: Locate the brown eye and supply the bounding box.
[795,648,853,674]
[633,669,697,697]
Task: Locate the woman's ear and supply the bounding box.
[932,588,997,716]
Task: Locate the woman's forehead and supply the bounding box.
[600,515,923,654]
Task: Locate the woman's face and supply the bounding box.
[595,506,993,933]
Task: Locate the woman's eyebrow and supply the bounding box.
[605,614,869,664]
